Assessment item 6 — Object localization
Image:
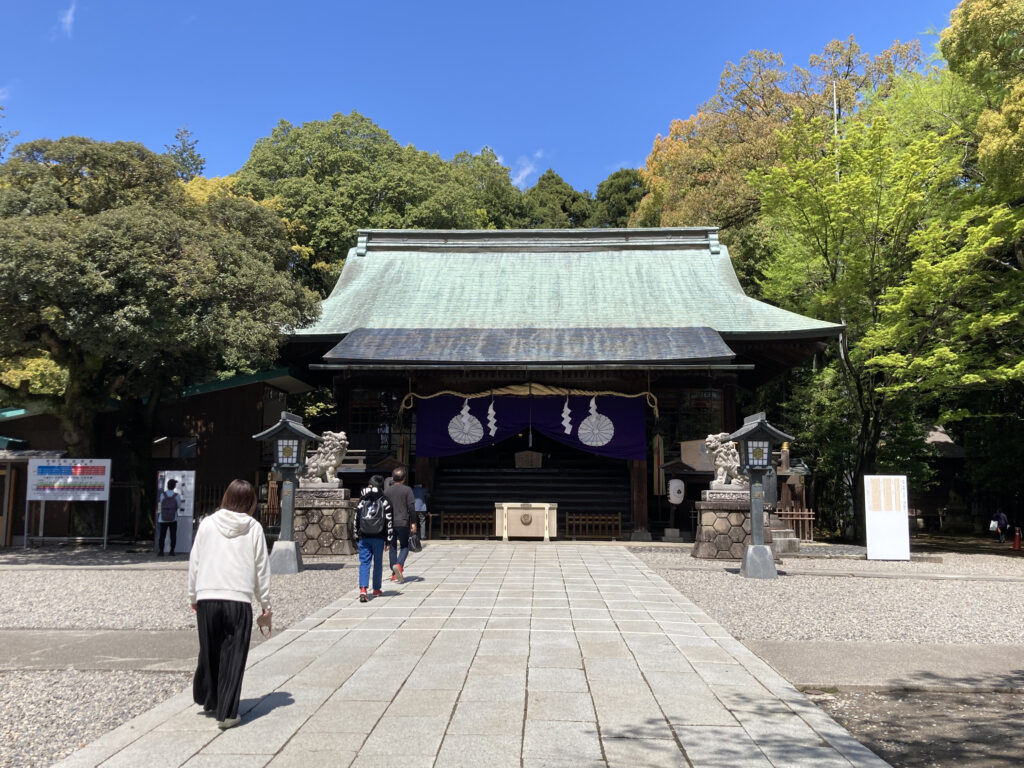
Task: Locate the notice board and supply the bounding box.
[864,474,910,560]
[26,458,112,502]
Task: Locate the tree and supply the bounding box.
[450,147,528,229]
[634,39,921,290]
[0,105,15,161]
[234,112,527,294]
[164,125,206,182]
[588,168,647,227]
[522,169,593,228]
[750,110,962,541]
[942,0,1024,200]
[0,137,319,460]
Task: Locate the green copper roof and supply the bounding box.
[294,228,842,341]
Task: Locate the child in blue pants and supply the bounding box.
[353,475,393,602]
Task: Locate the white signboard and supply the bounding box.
[864,474,910,561]
[27,458,112,502]
[155,470,196,554]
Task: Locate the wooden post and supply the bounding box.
[630,459,649,540]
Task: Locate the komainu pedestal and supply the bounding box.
[692,487,772,559]
[293,487,358,556]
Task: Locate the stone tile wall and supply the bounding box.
[293,487,357,556]
[692,501,772,559]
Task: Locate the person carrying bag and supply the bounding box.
[188,479,271,730]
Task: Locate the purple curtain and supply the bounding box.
[416,394,646,460]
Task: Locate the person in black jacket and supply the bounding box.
[384,467,417,583]
[353,475,393,602]
[994,509,1010,544]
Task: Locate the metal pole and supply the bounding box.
[103,499,109,550]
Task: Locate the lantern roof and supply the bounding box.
[727,412,794,445]
[252,411,320,443]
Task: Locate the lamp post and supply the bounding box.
[253,411,320,575]
[728,412,793,579]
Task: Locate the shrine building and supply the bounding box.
[287,228,842,540]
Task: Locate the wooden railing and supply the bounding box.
[438,512,494,538]
[565,513,622,540]
[775,504,814,541]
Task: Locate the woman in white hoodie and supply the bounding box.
[188,479,271,729]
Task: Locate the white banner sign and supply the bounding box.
[26,458,112,502]
[864,474,910,561]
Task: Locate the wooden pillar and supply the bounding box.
[629,459,651,540]
[332,374,351,429]
[721,377,738,433]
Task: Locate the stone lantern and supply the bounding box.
[253,412,320,574]
[728,412,793,579]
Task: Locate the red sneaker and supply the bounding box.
[372,589,383,597]
[392,564,405,583]
[359,587,368,603]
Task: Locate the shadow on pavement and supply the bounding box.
[241,690,295,722]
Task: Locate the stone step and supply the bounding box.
[771,533,801,555]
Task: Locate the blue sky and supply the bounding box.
[2,0,956,194]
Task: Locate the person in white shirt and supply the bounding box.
[188,479,271,729]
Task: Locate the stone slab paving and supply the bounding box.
[53,542,890,768]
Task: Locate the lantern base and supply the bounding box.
[269,540,304,574]
[740,544,778,579]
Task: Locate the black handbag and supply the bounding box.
[408,531,423,552]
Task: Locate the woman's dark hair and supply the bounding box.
[220,479,258,515]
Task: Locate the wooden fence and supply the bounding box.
[775,503,815,541]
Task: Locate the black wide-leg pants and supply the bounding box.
[193,599,252,721]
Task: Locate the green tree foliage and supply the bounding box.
[588,168,647,227]
[451,147,528,229]
[0,137,319,458]
[234,112,526,294]
[522,169,593,228]
[942,0,1024,200]
[634,39,921,290]
[750,110,962,539]
[164,124,206,182]
[0,105,15,160]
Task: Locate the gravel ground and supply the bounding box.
[4,542,1023,768]
[0,547,360,768]
[629,546,1024,644]
[630,544,1024,768]
[807,690,1024,768]
[0,670,189,768]
[0,551,359,633]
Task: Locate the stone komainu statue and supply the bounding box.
[705,432,749,487]
[302,431,349,483]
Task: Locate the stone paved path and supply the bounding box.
[54,542,889,767]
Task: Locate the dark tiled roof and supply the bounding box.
[325,326,736,366]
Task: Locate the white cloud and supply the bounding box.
[59,2,77,38]
[0,84,11,102]
[511,149,544,189]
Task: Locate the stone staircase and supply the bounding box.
[769,513,801,555]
